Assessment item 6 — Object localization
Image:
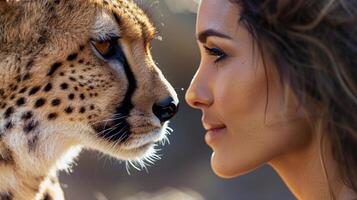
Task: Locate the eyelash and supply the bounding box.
[204,46,227,63]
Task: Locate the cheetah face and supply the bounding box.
[0,0,178,163]
[85,12,179,161]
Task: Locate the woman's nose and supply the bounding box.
[185,72,213,109]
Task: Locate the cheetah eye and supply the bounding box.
[92,41,110,55]
[90,37,120,60]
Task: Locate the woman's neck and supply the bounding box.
[268,132,351,200]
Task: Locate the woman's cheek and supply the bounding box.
[215,66,268,124]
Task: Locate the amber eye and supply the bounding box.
[91,41,111,55]
[90,37,119,59]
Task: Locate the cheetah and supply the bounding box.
[0,0,179,199]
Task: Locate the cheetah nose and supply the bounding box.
[153,97,179,123]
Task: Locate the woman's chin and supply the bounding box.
[210,152,260,179]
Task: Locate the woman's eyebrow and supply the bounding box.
[197,29,232,43]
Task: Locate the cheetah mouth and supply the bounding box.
[93,120,168,161]
[92,118,168,150]
[92,104,170,154]
[121,127,165,150]
[92,118,131,143]
[120,141,155,154]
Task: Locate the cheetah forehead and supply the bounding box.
[93,11,121,40]
[0,0,156,51]
[103,0,157,43]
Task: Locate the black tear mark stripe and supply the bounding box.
[113,12,137,101]
[94,32,137,142]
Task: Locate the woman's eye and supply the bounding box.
[91,37,119,59]
[204,46,227,63]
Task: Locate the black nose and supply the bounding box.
[153,97,179,123]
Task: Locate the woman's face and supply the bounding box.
[186,0,311,178]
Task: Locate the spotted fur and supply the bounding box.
[0,0,178,199]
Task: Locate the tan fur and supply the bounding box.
[0,0,178,199]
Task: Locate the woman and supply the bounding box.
[185,0,357,199]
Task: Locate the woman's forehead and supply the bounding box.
[196,0,240,37]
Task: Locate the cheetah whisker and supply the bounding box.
[107,130,128,150]
[124,144,162,174]
[90,114,128,126]
[102,114,126,130]
[160,132,170,146]
[96,120,125,137]
[104,124,130,150]
[102,122,128,142]
[166,127,174,133]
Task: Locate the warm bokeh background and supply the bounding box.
[60,1,296,199]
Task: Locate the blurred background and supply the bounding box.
[60,1,296,199]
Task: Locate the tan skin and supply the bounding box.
[185,1,354,199]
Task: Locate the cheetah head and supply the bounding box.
[0,0,178,169]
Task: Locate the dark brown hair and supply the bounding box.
[233,0,357,197]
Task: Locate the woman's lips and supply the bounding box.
[204,125,227,146]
